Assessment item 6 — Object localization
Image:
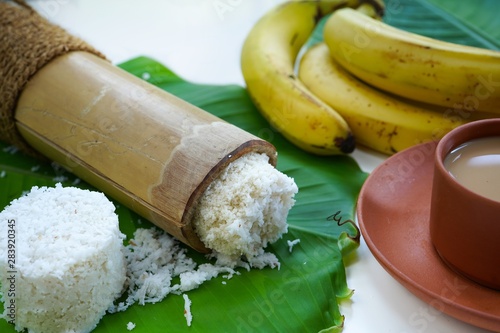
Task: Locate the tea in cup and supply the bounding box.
[430,119,500,290]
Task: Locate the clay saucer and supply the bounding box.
[357,141,500,332]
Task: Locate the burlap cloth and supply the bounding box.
[0,0,106,156]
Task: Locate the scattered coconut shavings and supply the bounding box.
[52,175,68,182]
[50,161,71,182]
[126,322,136,331]
[179,264,238,292]
[248,252,281,270]
[2,145,18,154]
[108,227,281,315]
[183,294,193,327]
[287,239,301,253]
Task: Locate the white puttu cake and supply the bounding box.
[193,152,298,261]
[0,183,126,333]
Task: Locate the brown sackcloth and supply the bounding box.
[0,0,106,156]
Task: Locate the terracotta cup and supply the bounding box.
[430,118,500,290]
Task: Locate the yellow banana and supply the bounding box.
[298,43,494,155]
[323,7,500,114]
[240,0,382,155]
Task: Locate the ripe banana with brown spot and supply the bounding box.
[323,7,500,114]
[240,0,383,155]
[298,43,494,155]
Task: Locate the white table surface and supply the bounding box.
[27,1,494,332]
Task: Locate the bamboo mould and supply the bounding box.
[16,52,277,252]
[1,2,277,252]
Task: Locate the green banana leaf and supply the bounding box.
[0,44,367,333]
[309,0,500,50]
[1,0,499,332]
[0,58,365,332]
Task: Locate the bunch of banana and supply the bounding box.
[241,1,499,156]
[299,43,493,154]
[323,7,500,114]
[240,0,384,155]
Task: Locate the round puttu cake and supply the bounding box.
[0,183,126,333]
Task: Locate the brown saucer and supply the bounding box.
[357,141,500,332]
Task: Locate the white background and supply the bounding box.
[27,1,493,332]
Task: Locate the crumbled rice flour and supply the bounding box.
[0,151,298,332]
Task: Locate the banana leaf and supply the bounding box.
[0,36,368,333]
[0,58,365,332]
[309,0,500,50]
[1,0,499,332]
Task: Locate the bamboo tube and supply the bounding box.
[14,51,277,253]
